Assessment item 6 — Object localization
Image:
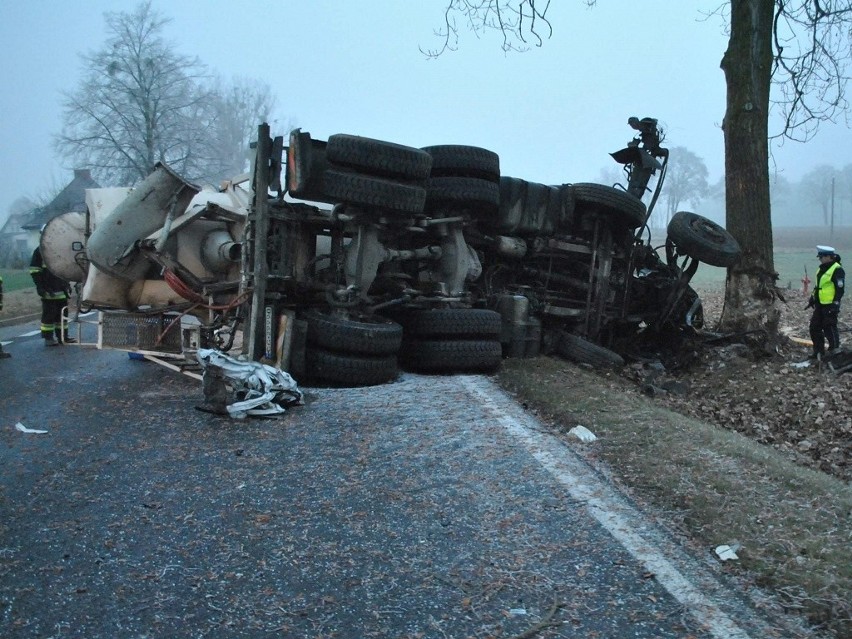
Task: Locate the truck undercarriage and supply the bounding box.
[44,118,741,388]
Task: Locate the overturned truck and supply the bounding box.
[43,117,741,387]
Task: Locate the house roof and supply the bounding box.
[22,169,100,230]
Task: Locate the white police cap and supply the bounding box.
[817,245,837,256]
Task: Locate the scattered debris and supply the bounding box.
[715,543,741,561]
[15,422,47,434]
[196,349,304,419]
[567,425,597,443]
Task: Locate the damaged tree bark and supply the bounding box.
[718,0,781,337]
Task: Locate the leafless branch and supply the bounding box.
[421,1,554,58]
[771,0,852,142]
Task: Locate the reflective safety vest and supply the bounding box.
[815,262,841,304]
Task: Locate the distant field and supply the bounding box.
[0,269,33,292]
[690,226,847,290]
[690,249,818,291]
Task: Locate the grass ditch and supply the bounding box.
[496,356,852,638]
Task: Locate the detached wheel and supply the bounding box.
[303,310,403,356]
[667,211,741,267]
[556,332,624,368]
[421,145,500,181]
[399,308,502,339]
[402,339,502,374]
[321,170,426,214]
[573,183,646,229]
[327,134,432,180]
[306,347,398,387]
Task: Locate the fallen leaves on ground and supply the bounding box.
[624,288,852,482]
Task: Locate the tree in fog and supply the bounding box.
[841,164,852,216]
[55,1,216,185]
[426,1,852,337]
[801,165,839,226]
[55,2,279,187]
[659,146,709,229]
[207,76,278,178]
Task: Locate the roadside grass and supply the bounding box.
[497,356,852,638]
[0,269,34,292]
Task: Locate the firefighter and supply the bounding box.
[29,245,76,346]
[0,274,10,358]
[807,245,845,360]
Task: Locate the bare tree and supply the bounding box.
[800,165,839,225]
[206,76,279,178]
[55,1,216,186]
[426,0,852,336]
[841,163,852,215]
[659,146,710,229]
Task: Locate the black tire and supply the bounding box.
[421,145,500,181]
[327,134,432,180]
[667,211,742,268]
[424,176,500,211]
[399,309,502,339]
[305,347,398,386]
[303,309,403,356]
[401,339,502,373]
[556,332,624,368]
[572,183,646,229]
[321,169,426,214]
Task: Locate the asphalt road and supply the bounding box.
[0,316,791,638]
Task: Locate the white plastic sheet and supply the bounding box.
[15,422,48,434]
[567,425,598,443]
[196,349,304,419]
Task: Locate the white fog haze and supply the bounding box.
[1,0,851,230]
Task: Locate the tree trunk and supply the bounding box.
[719,0,780,337]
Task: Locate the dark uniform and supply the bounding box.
[29,246,75,345]
[808,245,844,358]
[0,275,11,358]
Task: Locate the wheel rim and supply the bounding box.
[690,217,729,246]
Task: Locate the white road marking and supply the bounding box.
[19,330,42,337]
[460,375,755,639]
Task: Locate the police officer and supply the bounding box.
[808,245,845,359]
[29,245,76,346]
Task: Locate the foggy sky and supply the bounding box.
[1,0,850,226]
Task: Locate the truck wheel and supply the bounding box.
[667,211,742,267]
[398,308,501,339]
[305,347,398,386]
[401,339,502,373]
[327,134,432,180]
[303,309,403,356]
[424,176,499,212]
[321,170,426,214]
[421,145,500,181]
[556,332,624,368]
[572,183,646,229]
